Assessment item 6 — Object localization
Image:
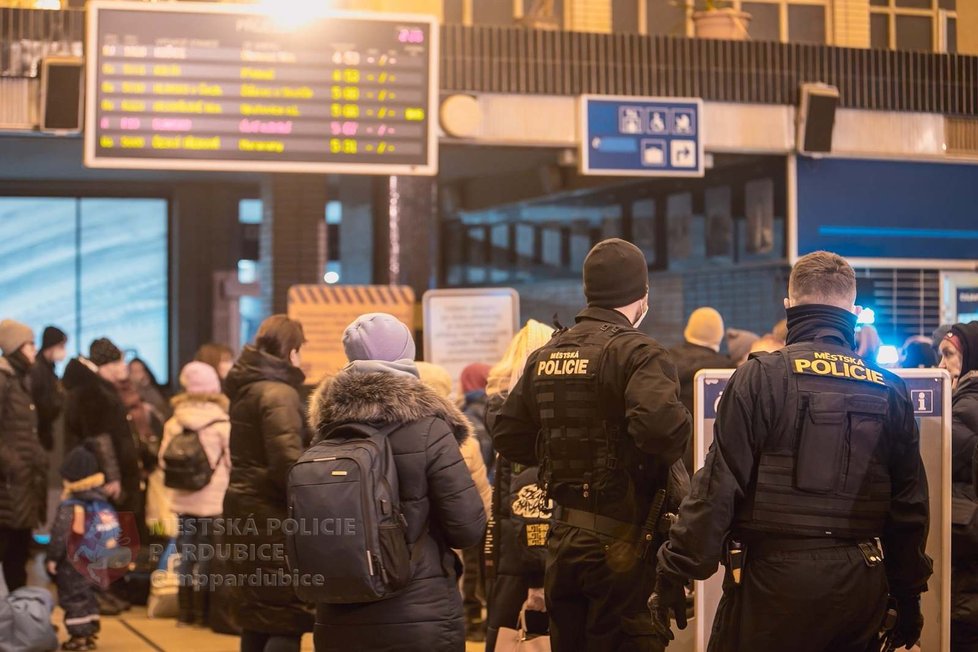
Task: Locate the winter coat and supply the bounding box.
[668,340,734,416]
[462,436,492,518]
[62,358,142,514]
[222,346,313,636]
[308,369,488,651]
[951,372,978,630]
[30,357,63,451]
[463,392,492,472]
[0,355,47,530]
[159,393,231,518]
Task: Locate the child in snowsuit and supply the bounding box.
[47,445,121,651]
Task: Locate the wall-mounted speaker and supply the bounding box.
[797,83,839,155]
[40,57,84,133]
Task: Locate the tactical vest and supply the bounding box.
[736,344,894,539]
[531,323,638,505]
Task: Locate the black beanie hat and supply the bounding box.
[583,238,649,309]
[89,338,123,367]
[950,321,978,377]
[61,445,100,483]
[41,326,67,352]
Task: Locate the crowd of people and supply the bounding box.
[0,240,977,652]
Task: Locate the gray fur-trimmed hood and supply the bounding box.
[309,370,473,445]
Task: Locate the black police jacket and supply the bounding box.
[658,305,932,598]
[493,307,691,525]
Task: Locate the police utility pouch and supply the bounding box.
[795,392,847,493]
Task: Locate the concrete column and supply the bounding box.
[260,175,328,315]
[170,184,240,373]
[832,0,871,48]
[372,175,437,297]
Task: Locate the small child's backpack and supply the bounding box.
[65,499,129,588]
[286,422,413,604]
[162,419,227,491]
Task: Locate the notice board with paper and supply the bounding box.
[422,288,520,390]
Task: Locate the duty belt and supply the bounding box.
[554,506,640,542]
[747,536,872,558]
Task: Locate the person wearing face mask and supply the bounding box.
[0,320,48,592]
[493,238,692,652]
[938,321,978,651]
[651,251,932,652]
[222,315,313,652]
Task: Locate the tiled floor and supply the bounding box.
[49,605,486,652]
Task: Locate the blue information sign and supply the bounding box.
[580,95,704,177]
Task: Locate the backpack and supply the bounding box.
[64,499,129,588]
[286,422,413,604]
[162,419,227,491]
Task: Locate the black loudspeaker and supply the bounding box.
[40,57,84,133]
[797,83,839,155]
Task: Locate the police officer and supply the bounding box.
[650,251,933,651]
[493,238,692,652]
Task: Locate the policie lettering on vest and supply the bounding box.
[792,351,886,386]
[537,350,591,377]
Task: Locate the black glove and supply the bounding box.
[890,594,923,650]
[648,573,688,645]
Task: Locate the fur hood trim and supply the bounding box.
[171,392,230,411]
[309,371,472,445]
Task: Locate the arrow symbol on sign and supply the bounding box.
[680,146,691,159]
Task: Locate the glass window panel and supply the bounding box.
[869,0,889,5]
[632,199,657,266]
[79,198,168,382]
[871,13,890,49]
[239,199,262,224]
[938,0,956,9]
[788,5,826,44]
[613,0,639,33]
[647,0,686,36]
[0,198,78,355]
[896,15,933,51]
[473,0,514,26]
[742,3,780,42]
[895,0,931,7]
[947,17,957,53]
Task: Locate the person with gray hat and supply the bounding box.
[306,313,486,651]
[493,238,692,652]
[0,319,48,592]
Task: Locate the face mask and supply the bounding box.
[633,303,650,328]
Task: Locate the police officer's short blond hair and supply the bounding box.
[789,251,856,306]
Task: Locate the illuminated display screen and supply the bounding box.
[84,2,437,175]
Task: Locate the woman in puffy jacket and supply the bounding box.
[308,313,487,651]
[484,320,554,651]
[223,315,313,652]
[159,361,231,628]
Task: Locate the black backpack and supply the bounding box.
[162,419,227,491]
[286,422,413,604]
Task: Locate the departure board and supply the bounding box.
[84,2,438,175]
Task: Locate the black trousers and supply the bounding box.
[0,527,32,592]
[57,561,100,638]
[708,544,888,652]
[545,524,662,652]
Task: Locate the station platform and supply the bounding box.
[47,605,487,652]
